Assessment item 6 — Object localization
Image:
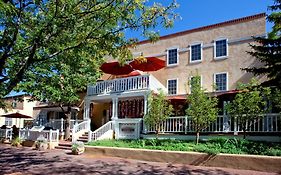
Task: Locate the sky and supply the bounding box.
[128,0,274,40]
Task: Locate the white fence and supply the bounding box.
[72,119,90,142]
[87,74,167,95]
[88,121,113,141]
[19,129,59,142]
[44,119,83,131]
[145,114,281,133]
[0,128,12,140]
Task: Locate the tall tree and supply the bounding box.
[0,0,179,108]
[186,76,218,144]
[0,0,178,139]
[244,0,281,87]
[226,79,271,139]
[144,90,174,137]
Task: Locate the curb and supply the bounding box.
[85,146,281,173]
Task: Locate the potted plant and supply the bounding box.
[72,141,85,155]
[11,137,22,147]
[35,135,48,151]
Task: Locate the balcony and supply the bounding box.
[87,74,166,96]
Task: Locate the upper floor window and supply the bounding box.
[167,48,178,66]
[215,73,228,91]
[215,39,228,58]
[167,79,177,95]
[190,43,202,63]
[11,101,17,108]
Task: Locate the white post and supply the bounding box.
[111,97,118,120]
[88,130,92,142]
[84,99,91,120]
[60,118,64,132]
[49,129,53,142]
[142,94,148,134]
[72,124,76,143]
[234,117,238,135]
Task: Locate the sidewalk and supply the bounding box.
[0,144,279,175]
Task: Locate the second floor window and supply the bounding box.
[167,48,178,65]
[215,39,228,58]
[167,79,177,95]
[215,73,227,91]
[12,101,17,108]
[190,44,202,62]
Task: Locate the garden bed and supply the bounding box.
[87,138,281,156]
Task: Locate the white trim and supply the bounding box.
[189,43,203,63]
[214,72,228,92]
[167,78,178,95]
[214,38,228,60]
[189,75,202,93]
[166,47,179,67]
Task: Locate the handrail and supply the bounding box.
[88,121,113,142]
[72,119,90,142]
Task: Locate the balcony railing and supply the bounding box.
[87,74,166,96]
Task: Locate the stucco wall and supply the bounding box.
[131,16,266,94]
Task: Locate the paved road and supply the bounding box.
[0,144,279,175]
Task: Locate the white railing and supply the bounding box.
[88,121,113,142]
[44,119,83,131]
[87,74,166,95]
[72,119,90,142]
[0,128,12,140]
[19,129,59,142]
[145,113,281,133]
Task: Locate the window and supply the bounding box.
[189,76,202,93]
[5,118,12,126]
[167,48,178,66]
[11,101,17,108]
[167,79,177,95]
[190,43,202,62]
[215,73,228,91]
[215,39,228,58]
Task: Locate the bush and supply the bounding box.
[11,137,21,147]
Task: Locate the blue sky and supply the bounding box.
[129,0,274,40]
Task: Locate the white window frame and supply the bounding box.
[214,72,228,92]
[189,75,202,93]
[166,47,179,67]
[5,118,12,126]
[190,43,203,63]
[167,78,178,95]
[214,38,228,60]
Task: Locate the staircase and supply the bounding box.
[55,132,89,150]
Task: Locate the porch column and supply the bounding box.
[83,99,91,120]
[143,94,148,134]
[111,97,118,120]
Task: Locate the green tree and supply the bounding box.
[244,0,281,87]
[0,0,178,139]
[186,76,218,144]
[144,90,174,137]
[227,79,271,139]
[0,0,179,108]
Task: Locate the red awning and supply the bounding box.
[1,112,32,119]
[100,62,134,75]
[130,57,165,72]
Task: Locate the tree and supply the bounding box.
[144,90,173,137]
[226,79,271,139]
[0,0,178,139]
[0,0,179,108]
[244,0,281,87]
[186,76,218,144]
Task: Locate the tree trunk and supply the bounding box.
[64,113,71,140]
[196,132,200,144]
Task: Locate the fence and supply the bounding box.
[19,129,59,142]
[44,119,83,131]
[0,128,12,140]
[145,113,281,134]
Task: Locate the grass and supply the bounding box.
[87,138,281,156]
